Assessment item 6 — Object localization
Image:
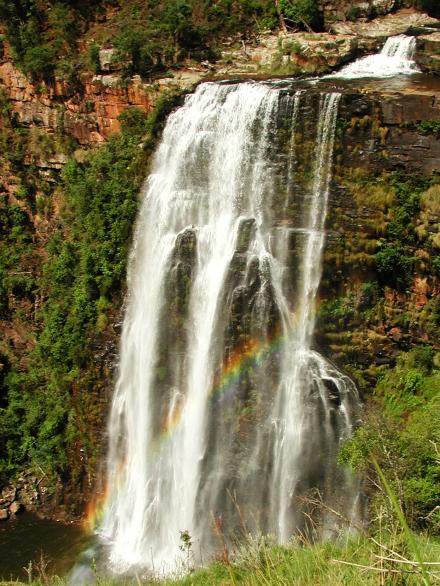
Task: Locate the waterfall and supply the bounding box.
[330,34,419,78]
[99,82,360,575]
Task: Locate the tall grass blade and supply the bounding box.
[372,456,431,586]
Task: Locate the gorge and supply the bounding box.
[0,3,439,583]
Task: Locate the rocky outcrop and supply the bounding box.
[328,8,438,48]
[0,46,200,152]
[216,32,359,76]
[319,0,397,27]
[0,472,53,521]
[417,32,440,74]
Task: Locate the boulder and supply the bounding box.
[0,509,8,521]
[98,48,118,72]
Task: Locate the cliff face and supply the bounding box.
[0,47,165,151]
[318,84,440,389]
[0,6,439,520]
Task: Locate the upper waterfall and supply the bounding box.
[330,34,420,79]
[99,82,360,576]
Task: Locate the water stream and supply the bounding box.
[99,82,360,576]
[329,34,419,79]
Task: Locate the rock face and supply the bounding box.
[315,83,440,380]
[417,32,440,74]
[319,0,397,26]
[0,45,199,151]
[0,60,151,147]
[217,32,359,76]
[328,8,438,46]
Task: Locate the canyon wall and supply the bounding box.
[0,13,439,519]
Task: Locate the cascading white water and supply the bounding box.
[331,34,420,78]
[99,82,360,576]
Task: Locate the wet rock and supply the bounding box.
[417,32,440,74]
[380,92,440,125]
[236,218,256,253]
[0,509,8,521]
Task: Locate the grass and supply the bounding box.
[2,533,440,586]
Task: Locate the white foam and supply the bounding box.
[330,35,420,79]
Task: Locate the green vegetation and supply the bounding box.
[317,165,439,556]
[0,0,103,82]
[0,90,185,493]
[279,0,321,30]
[0,1,325,82]
[341,347,440,536]
[6,532,440,584]
[402,119,440,137]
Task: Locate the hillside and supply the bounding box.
[0,1,439,582]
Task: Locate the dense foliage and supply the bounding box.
[341,347,440,535]
[0,0,325,81]
[0,91,183,496]
[0,0,105,81]
[279,0,321,30]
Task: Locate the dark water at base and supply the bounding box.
[0,513,91,582]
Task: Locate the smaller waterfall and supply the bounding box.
[330,35,419,79]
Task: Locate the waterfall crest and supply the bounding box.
[100,82,360,575]
[331,34,419,78]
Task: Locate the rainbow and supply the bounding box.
[155,329,285,443]
[85,328,286,531]
[83,485,108,532]
[209,332,284,405]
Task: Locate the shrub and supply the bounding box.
[421,184,440,215]
[280,0,321,30]
[21,45,57,80]
[87,43,100,74]
[118,107,148,137]
[340,348,440,534]
[346,6,361,21]
[375,245,415,290]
